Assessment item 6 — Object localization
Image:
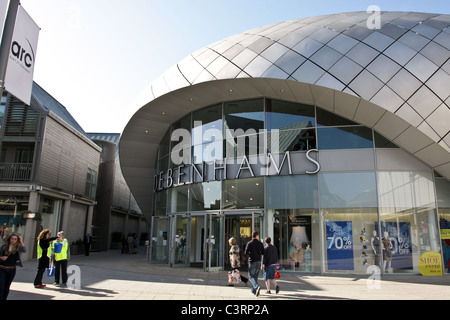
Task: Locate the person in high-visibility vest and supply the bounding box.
[52,231,70,287]
[33,229,57,288]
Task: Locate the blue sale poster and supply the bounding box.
[375,222,413,270]
[326,221,354,270]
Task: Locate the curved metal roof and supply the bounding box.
[120,11,450,217]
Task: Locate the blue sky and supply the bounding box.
[18,0,450,133]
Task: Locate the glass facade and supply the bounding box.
[152,97,444,275]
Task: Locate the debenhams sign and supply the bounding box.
[154,125,320,191]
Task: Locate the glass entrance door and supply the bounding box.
[150,216,169,264]
[170,214,191,267]
[223,211,265,269]
[204,213,224,271]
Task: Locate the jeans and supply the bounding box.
[248,261,261,294]
[0,268,16,300]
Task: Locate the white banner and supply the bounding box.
[0,0,7,39]
[4,5,39,105]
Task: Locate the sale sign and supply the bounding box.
[326,221,354,270]
[418,251,443,276]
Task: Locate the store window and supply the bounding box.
[377,171,440,274]
[267,175,319,272]
[436,178,450,273]
[273,209,320,272]
[320,172,378,273]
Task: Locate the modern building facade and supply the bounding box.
[120,11,450,275]
[87,133,146,251]
[0,82,101,261]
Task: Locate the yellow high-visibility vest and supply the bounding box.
[37,239,51,259]
[52,239,69,261]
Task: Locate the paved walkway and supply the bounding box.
[7,248,450,301]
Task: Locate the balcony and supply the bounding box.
[0,163,32,181]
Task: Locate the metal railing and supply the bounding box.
[0,163,32,181]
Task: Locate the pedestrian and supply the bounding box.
[244,231,264,297]
[121,235,127,254]
[228,237,248,286]
[83,233,91,256]
[127,234,134,254]
[52,231,70,287]
[14,222,24,238]
[262,236,280,294]
[0,223,7,246]
[0,233,26,300]
[33,229,57,288]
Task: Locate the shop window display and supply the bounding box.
[378,171,440,274]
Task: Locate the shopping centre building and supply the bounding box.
[120,11,450,275]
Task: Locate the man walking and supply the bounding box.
[244,231,264,297]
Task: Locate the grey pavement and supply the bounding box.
[7,248,450,301]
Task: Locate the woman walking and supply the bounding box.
[228,237,248,286]
[33,229,57,288]
[0,233,26,300]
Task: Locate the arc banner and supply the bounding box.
[4,4,39,105]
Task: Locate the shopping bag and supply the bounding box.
[275,270,281,279]
[228,269,241,285]
[46,265,55,277]
[46,261,54,277]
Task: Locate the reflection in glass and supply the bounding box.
[377,171,440,274]
[190,181,221,211]
[192,104,222,146]
[223,99,264,133]
[155,190,167,216]
[267,129,316,153]
[318,126,373,150]
[168,185,189,213]
[316,107,357,126]
[374,132,399,148]
[222,177,264,210]
[266,99,315,129]
[319,172,377,208]
[266,175,318,209]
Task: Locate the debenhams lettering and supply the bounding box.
[154,150,320,191]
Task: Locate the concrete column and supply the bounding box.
[86,205,94,234]
[22,191,40,261]
[60,199,71,234]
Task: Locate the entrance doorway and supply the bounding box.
[223,211,264,270]
[150,211,264,271]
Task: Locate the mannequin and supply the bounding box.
[382,231,392,272]
[370,230,380,267]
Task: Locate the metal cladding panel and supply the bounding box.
[121,11,450,216]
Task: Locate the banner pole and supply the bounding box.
[0,0,20,99]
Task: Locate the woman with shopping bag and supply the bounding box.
[228,237,248,286]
